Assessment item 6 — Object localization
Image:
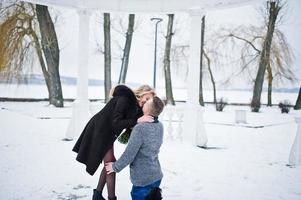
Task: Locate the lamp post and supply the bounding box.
[151,17,163,89]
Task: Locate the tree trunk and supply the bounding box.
[199,15,205,106]
[118,14,135,84]
[267,61,273,106]
[251,1,279,111]
[204,51,216,108]
[294,86,301,110]
[36,4,63,107]
[104,13,111,103]
[30,30,51,95]
[163,14,175,105]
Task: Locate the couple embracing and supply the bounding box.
[72,85,165,200]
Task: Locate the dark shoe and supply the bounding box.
[92,189,105,200]
[108,196,117,200]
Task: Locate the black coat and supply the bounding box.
[72,85,142,175]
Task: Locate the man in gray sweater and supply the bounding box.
[105,96,165,200]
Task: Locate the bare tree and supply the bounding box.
[199,15,205,106]
[294,86,301,110]
[95,14,140,91]
[218,0,294,110]
[251,0,281,111]
[170,44,189,79]
[118,14,135,84]
[163,14,175,105]
[204,51,217,107]
[266,60,273,106]
[0,2,63,107]
[36,4,63,107]
[103,13,111,103]
[169,15,219,106]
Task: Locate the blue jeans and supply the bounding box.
[131,179,162,200]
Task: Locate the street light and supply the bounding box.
[151,17,163,89]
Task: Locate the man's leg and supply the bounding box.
[131,180,162,200]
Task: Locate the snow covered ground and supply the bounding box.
[1,99,301,200]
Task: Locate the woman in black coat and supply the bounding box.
[72,85,155,200]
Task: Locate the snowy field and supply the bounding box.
[1,99,301,200]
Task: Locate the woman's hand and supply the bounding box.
[105,162,114,174]
[137,115,154,123]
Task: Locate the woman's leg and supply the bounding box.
[93,167,107,200]
[96,146,116,199]
[96,167,107,193]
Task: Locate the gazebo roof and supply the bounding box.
[18,0,263,12]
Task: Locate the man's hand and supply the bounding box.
[137,115,154,123]
[105,162,114,174]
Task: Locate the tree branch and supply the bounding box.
[228,33,261,54]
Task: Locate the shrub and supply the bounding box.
[216,98,227,112]
[278,100,291,114]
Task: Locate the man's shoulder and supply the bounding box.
[134,122,150,130]
[136,121,163,127]
[134,122,163,132]
[132,123,145,134]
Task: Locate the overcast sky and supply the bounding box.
[30,0,301,89]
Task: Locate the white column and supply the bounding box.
[65,9,91,140]
[183,8,207,147]
[288,117,301,167]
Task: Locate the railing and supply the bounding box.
[160,105,185,142]
[90,103,186,142]
[160,107,250,142]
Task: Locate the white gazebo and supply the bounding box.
[16,0,263,146]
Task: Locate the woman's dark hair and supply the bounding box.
[111,85,137,105]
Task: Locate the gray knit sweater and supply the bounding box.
[113,121,163,186]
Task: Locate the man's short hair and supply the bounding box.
[150,96,165,117]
